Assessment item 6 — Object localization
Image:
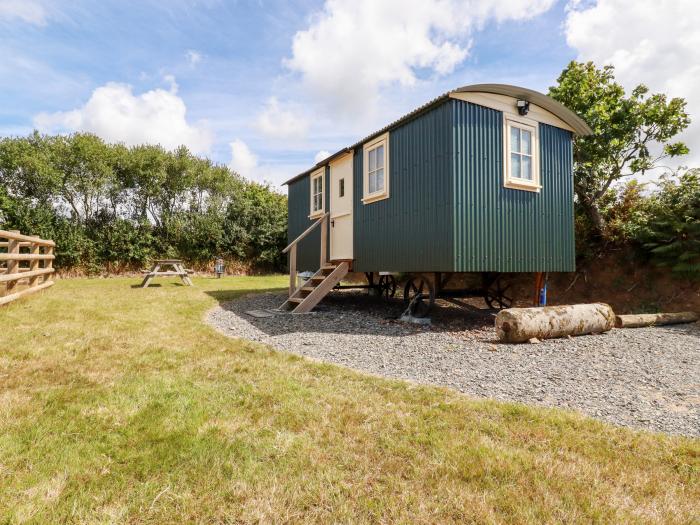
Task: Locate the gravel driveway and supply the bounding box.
[207,291,700,437]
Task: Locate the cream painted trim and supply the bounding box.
[329,151,353,165]
[309,167,325,218]
[362,193,389,204]
[329,152,353,207]
[503,116,541,193]
[449,91,576,133]
[362,132,390,204]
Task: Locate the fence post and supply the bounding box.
[45,244,54,283]
[5,230,20,294]
[28,236,41,287]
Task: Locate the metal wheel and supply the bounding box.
[377,274,397,301]
[484,275,513,310]
[403,276,436,318]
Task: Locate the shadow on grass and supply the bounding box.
[130,282,188,289]
[206,287,287,304]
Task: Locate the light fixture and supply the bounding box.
[516,99,530,116]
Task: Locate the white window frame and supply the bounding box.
[309,167,325,218]
[362,132,390,204]
[504,116,541,192]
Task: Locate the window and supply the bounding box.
[368,146,384,193]
[504,118,540,192]
[309,168,324,217]
[339,178,345,198]
[510,126,532,180]
[363,132,389,203]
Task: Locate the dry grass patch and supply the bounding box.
[0,276,698,524]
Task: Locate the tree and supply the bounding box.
[0,132,124,223]
[224,182,287,268]
[50,133,122,223]
[0,132,59,203]
[121,144,170,224]
[548,61,690,237]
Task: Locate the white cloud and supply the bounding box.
[565,0,700,167]
[314,150,331,163]
[255,97,309,139]
[185,50,202,66]
[34,78,213,154]
[284,0,555,115]
[0,0,47,25]
[228,139,308,189]
[228,139,259,177]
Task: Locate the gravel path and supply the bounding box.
[207,291,700,437]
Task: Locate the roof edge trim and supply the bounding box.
[453,84,592,136]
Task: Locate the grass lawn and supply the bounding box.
[0,277,698,524]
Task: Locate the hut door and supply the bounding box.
[329,154,353,261]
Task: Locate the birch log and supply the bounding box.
[615,312,698,328]
[496,303,616,343]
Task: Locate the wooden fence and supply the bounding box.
[0,229,56,306]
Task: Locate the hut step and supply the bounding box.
[279,262,348,313]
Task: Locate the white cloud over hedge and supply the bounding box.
[34,78,213,154]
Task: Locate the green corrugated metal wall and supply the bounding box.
[352,102,454,272]
[287,97,575,274]
[287,166,329,272]
[452,99,575,272]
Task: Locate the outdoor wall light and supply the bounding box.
[516,99,530,116]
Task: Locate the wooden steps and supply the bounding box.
[280,261,349,313]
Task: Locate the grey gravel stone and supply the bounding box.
[207,291,700,437]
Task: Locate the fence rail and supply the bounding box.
[0,229,56,306]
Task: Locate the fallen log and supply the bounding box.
[615,311,698,328]
[496,303,615,344]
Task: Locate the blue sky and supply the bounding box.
[1,0,697,188]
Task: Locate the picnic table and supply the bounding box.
[140,259,193,288]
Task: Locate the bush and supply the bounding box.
[590,170,700,279]
[630,171,700,278]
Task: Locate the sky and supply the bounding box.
[1,0,698,190]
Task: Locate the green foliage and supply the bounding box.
[549,61,690,236]
[596,170,700,278]
[224,183,288,268]
[632,171,700,278]
[93,215,156,267]
[0,132,288,272]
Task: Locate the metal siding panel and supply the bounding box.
[287,169,330,272]
[353,102,454,272]
[452,99,575,272]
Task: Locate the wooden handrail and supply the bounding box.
[283,212,329,297]
[0,253,55,261]
[0,280,54,307]
[0,230,55,247]
[0,267,54,284]
[0,241,34,248]
[282,213,329,254]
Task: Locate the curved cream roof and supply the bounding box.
[284,83,591,185]
[453,84,592,136]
